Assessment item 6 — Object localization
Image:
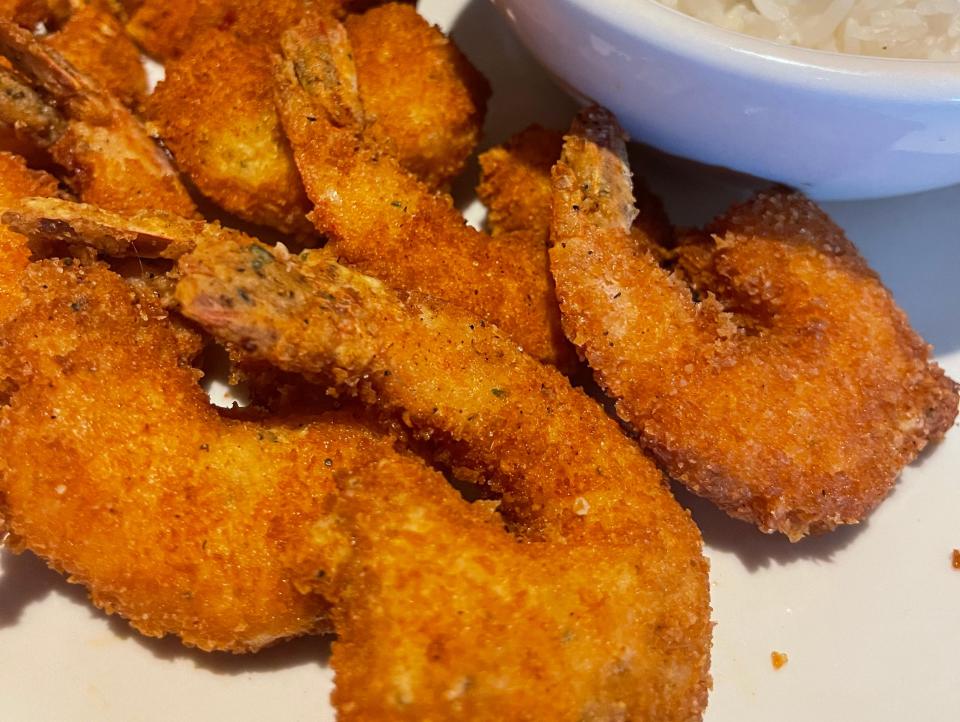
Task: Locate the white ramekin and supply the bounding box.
[492,0,960,200]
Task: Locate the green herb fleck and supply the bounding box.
[491,388,508,399]
[249,244,273,275]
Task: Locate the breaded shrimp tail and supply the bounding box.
[0,19,196,216]
[2,232,494,652]
[174,230,712,720]
[344,3,491,189]
[550,107,959,540]
[274,15,575,370]
[312,454,699,722]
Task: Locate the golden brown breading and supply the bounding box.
[173,230,712,720]
[0,150,59,202]
[345,3,490,189]
[124,0,411,60]
[0,20,196,216]
[477,124,563,238]
[45,3,148,110]
[125,0,304,59]
[0,0,68,27]
[0,156,378,654]
[275,17,575,370]
[0,151,61,319]
[145,32,313,237]
[550,107,959,540]
[4,195,711,715]
[313,455,704,722]
[146,6,487,234]
[478,123,674,251]
[0,245,443,652]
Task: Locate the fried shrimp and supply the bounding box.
[4,196,206,261]
[345,3,490,189]
[124,0,411,60]
[2,200,711,716]
[124,0,306,59]
[0,227,442,651]
[172,230,712,720]
[145,5,486,236]
[44,3,148,110]
[145,33,313,237]
[275,16,574,369]
[0,154,379,654]
[477,125,563,238]
[309,453,701,722]
[550,107,959,540]
[0,20,196,216]
[477,123,674,250]
[0,151,61,319]
[0,1,146,109]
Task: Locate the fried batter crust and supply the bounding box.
[0,151,61,316]
[125,0,305,59]
[345,3,490,189]
[45,4,147,110]
[550,107,959,539]
[125,0,412,60]
[0,160,432,651]
[0,20,196,216]
[275,17,574,369]
[146,5,488,233]
[0,253,428,651]
[174,233,712,720]
[478,125,563,238]
[477,123,674,251]
[312,454,703,722]
[146,32,313,236]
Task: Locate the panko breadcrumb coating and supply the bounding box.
[550,107,958,539]
[0,207,465,651]
[3,191,711,718]
[174,229,712,720]
[146,5,489,235]
[0,20,196,216]
[478,123,674,250]
[275,16,574,369]
[45,3,147,110]
[1,258,369,651]
[345,3,490,189]
[125,0,412,59]
[146,33,314,237]
[478,124,563,238]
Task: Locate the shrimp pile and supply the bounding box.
[0,20,195,216]
[275,15,573,369]
[146,2,488,236]
[173,223,712,720]
[550,107,958,539]
[0,1,955,719]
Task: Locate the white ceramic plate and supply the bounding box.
[2,1,957,719]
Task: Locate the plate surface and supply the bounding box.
[2,1,958,720]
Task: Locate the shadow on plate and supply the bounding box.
[103,615,332,675]
[671,482,870,573]
[0,550,331,674]
[825,184,960,355]
[448,0,577,149]
[0,550,88,626]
